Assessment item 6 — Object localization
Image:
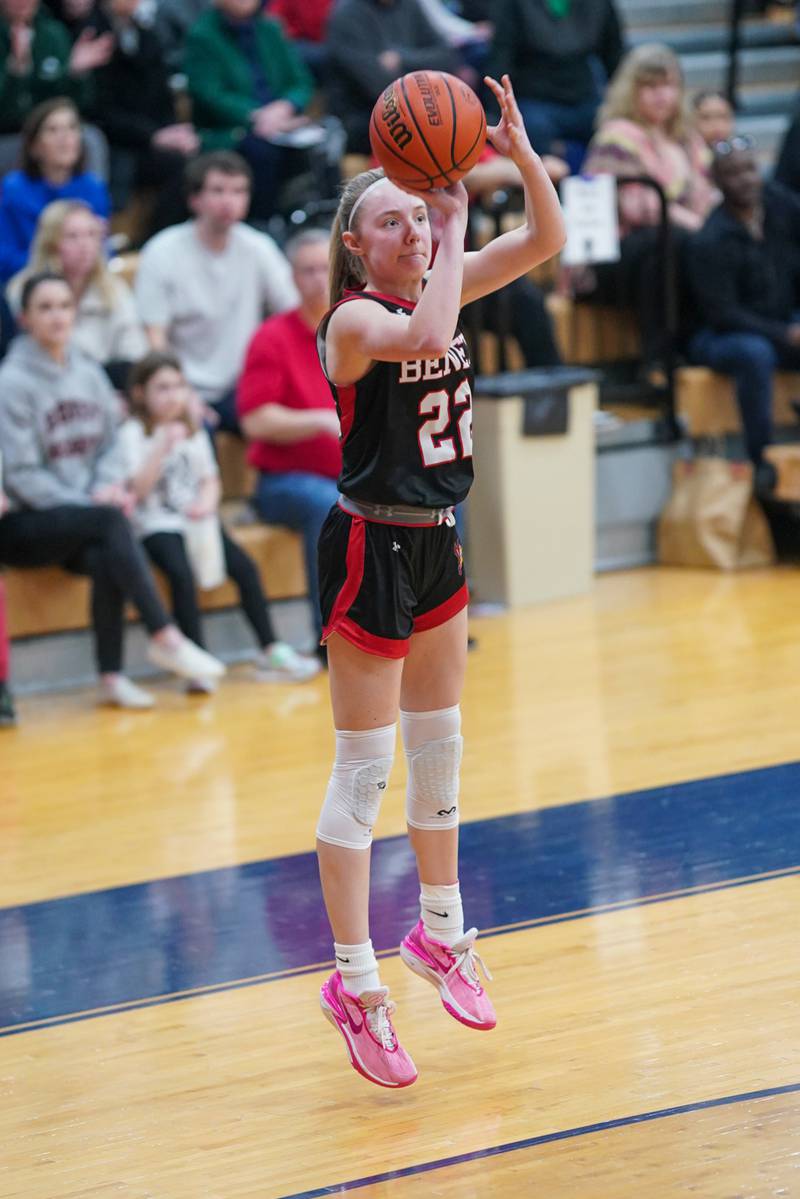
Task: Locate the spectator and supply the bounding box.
[267,0,333,81]
[775,99,800,196]
[415,0,492,75]
[135,151,298,434]
[686,140,800,466]
[87,0,199,236]
[183,0,314,221]
[0,97,110,284]
[123,351,320,685]
[0,0,111,173]
[0,271,226,707]
[691,89,735,150]
[0,494,14,727]
[153,0,206,72]
[7,198,147,387]
[583,43,716,370]
[489,0,624,161]
[326,0,461,155]
[237,228,340,643]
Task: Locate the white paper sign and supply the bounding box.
[561,174,620,266]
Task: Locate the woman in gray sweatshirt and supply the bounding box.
[0,272,226,707]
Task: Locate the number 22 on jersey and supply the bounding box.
[418,379,473,468]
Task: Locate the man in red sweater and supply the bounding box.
[237,228,341,643]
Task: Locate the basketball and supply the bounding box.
[369,70,487,192]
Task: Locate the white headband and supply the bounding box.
[347,175,392,231]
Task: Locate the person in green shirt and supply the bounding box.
[184,0,314,221]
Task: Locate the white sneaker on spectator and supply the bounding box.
[147,634,225,681]
[254,642,321,682]
[100,675,155,709]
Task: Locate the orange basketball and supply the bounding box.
[369,70,487,192]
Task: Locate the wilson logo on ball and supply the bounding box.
[381,86,413,150]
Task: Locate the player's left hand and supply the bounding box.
[485,74,535,166]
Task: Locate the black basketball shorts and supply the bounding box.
[318,505,469,659]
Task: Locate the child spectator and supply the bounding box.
[183,0,314,221]
[135,152,298,434]
[0,272,226,707]
[86,0,199,235]
[7,199,147,388]
[124,351,321,685]
[692,90,735,150]
[0,97,110,283]
[0,489,14,727]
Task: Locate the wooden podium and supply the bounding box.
[469,368,598,607]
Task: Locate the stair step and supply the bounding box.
[619,0,730,28]
[737,82,799,117]
[680,45,800,89]
[630,20,798,55]
[737,110,791,155]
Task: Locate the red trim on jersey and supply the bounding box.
[337,383,357,443]
[332,615,410,659]
[355,290,417,311]
[321,517,366,642]
[413,582,470,633]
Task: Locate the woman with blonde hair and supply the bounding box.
[7,198,147,387]
[583,44,716,370]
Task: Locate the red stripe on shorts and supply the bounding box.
[322,516,366,643]
[413,582,470,633]
[335,615,409,659]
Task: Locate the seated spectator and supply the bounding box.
[489,0,624,162]
[775,99,800,196]
[463,150,563,369]
[183,0,314,221]
[691,89,735,150]
[0,496,14,727]
[0,97,110,283]
[686,140,800,467]
[415,0,492,75]
[0,0,111,173]
[237,228,340,643]
[0,271,225,708]
[326,0,461,155]
[583,43,716,370]
[86,0,198,236]
[267,0,333,82]
[153,0,207,73]
[122,351,320,684]
[7,198,147,387]
[135,151,298,434]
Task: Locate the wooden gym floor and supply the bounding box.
[1,566,798,1198]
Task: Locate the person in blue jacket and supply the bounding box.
[0,96,110,282]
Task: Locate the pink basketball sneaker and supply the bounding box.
[400,922,496,1031]
[320,971,418,1088]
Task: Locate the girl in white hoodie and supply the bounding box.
[0,272,225,708]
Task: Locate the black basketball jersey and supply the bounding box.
[317,290,475,509]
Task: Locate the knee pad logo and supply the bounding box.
[437,805,457,817]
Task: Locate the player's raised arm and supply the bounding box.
[461,74,566,306]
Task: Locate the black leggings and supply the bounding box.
[142,529,275,650]
[0,505,170,673]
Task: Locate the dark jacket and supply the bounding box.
[0,10,91,134]
[686,183,800,348]
[184,9,313,150]
[88,14,177,149]
[775,104,800,197]
[490,0,624,106]
[327,0,459,150]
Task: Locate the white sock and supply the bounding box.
[334,939,381,996]
[420,882,464,946]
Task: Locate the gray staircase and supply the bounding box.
[618,0,799,163]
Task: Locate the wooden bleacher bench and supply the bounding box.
[5,433,306,641]
[675,367,800,438]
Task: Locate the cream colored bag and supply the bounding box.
[185,516,226,589]
[658,457,775,570]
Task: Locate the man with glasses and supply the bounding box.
[686,136,800,467]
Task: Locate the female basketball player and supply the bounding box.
[316,75,565,1087]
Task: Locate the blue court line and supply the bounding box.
[1,759,799,1034]
[277,1081,800,1198]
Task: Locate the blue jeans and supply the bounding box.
[517,96,599,159]
[688,329,800,463]
[253,471,339,635]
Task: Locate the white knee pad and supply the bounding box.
[316,724,396,850]
[401,706,462,831]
